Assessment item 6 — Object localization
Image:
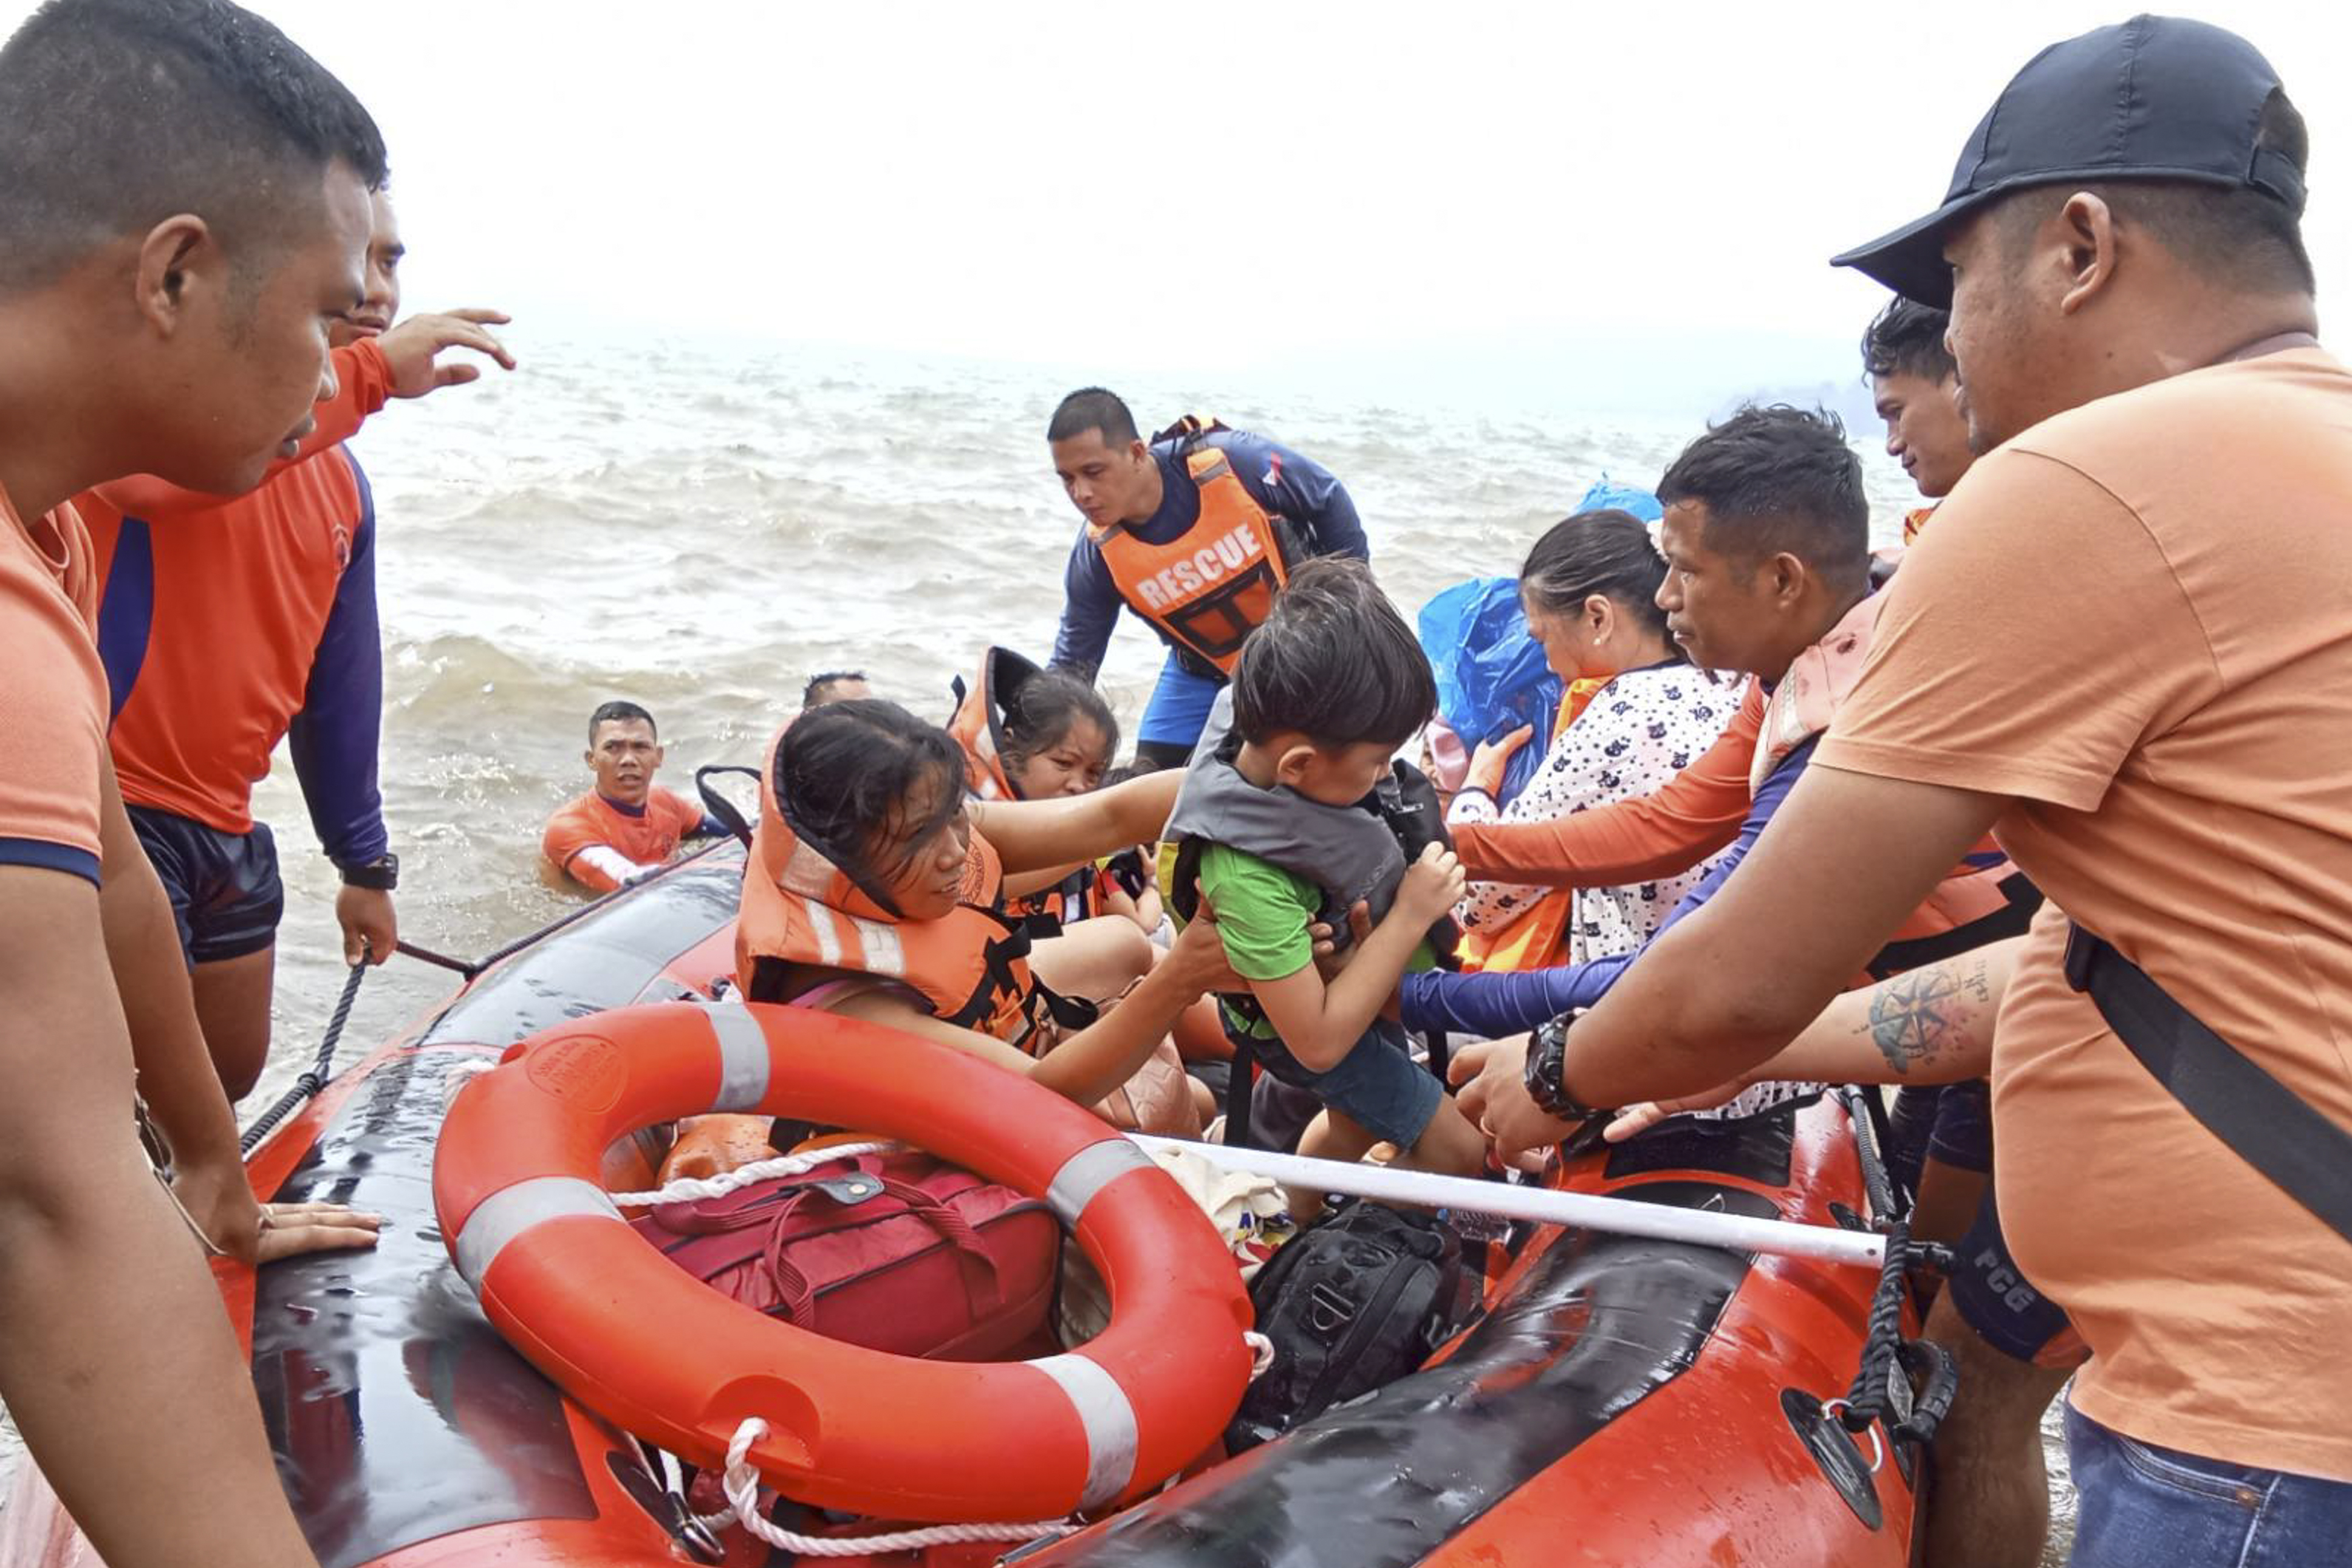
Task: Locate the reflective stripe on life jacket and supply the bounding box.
[945,644,1039,803]
[1751,595,2035,961]
[1093,435,1294,676]
[734,727,1066,1049]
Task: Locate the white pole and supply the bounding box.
[1127,1134,1887,1270]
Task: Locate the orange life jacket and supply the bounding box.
[1455,676,1608,974]
[944,644,1098,933]
[734,728,1063,1049]
[1752,595,2032,967]
[1093,425,1294,676]
[945,644,1033,803]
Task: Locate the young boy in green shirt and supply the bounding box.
[1168,560,1488,1196]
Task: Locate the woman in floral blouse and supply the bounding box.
[1449,509,1737,967]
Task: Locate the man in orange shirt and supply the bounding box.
[0,2,392,1562]
[1862,298,1971,547]
[1460,18,2352,1563]
[85,186,513,1098]
[542,701,723,892]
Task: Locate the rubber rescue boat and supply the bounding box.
[0,842,1937,1567]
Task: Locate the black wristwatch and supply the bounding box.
[1523,1015,1604,1121]
[339,852,400,891]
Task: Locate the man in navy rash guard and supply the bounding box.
[1046,386,1369,768]
[81,186,513,1098]
[1402,407,2025,1039]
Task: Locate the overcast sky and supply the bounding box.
[11,2,2347,413]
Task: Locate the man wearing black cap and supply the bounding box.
[1453,16,2352,1563]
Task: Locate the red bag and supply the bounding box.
[630,1151,1061,1361]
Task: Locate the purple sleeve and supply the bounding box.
[287,454,388,870]
[1399,740,1813,1037]
[1050,525,1124,678]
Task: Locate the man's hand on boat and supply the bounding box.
[1601,1085,1752,1143]
[174,1155,383,1264]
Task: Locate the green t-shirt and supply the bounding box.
[1194,842,1434,1044]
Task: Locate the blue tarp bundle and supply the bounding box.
[1417,477,1661,805]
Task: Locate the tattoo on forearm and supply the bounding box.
[1862,953,1994,1075]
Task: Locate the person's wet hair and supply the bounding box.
[1520,508,1680,655]
[801,669,868,709]
[1231,557,1436,751]
[1048,387,1141,448]
[1000,669,1118,784]
[776,699,967,908]
[0,0,389,296]
[1861,298,1957,384]
[587,698,656,743]
[1988,88,2313,298]
[1658,405,1870,593]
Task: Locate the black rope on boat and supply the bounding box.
[1836,1083,1905,1226]
[239,949,369,1155]
[1838,1218,1911,1435]
[1890,1336,1960,1445]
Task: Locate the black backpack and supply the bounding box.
[1228,1200,1465,1452]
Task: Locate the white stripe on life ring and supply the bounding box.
[706,1003,771,1111]
[1024,1353,1139,1512]
[1044,1139,1155,1229]
[453,1176,625,1291]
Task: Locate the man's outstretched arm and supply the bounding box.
[1458,763,2006,1156]
[0,865,322,1567]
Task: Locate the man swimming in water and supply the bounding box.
[542,700,725,892]
[1046,387,1369,769]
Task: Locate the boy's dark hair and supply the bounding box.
[776,699,968,907]
[1657,405,1870,593]
[801,669,867,709]
[1991,87,2313,299]
[588,700,657,743]
[1520,508,1678,652]
[1047,386,1141,447]
[1860,298,1957,384]
[0,0,389,295]
[1231,558,1435,750]
[1098,762,1152,790]
[1000,669,1118,783]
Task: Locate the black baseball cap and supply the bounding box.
[1833,15,2306,307]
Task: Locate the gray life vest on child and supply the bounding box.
[1164,689,1448,956]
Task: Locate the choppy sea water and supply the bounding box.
[0,329,2072,1558]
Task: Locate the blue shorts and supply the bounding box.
[1244,1016,1443,1151]
[126,805,284,966]
[1944,1184,2087,1369]
[1886,1079,1995,1194]
[1138,653,1224,748]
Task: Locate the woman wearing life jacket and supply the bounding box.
[1448,510,1738,974]
[738,698,1223,1135]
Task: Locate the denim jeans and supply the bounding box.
[2066,1401,2352,1566]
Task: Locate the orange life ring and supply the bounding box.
[432,1001,1253,1524]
